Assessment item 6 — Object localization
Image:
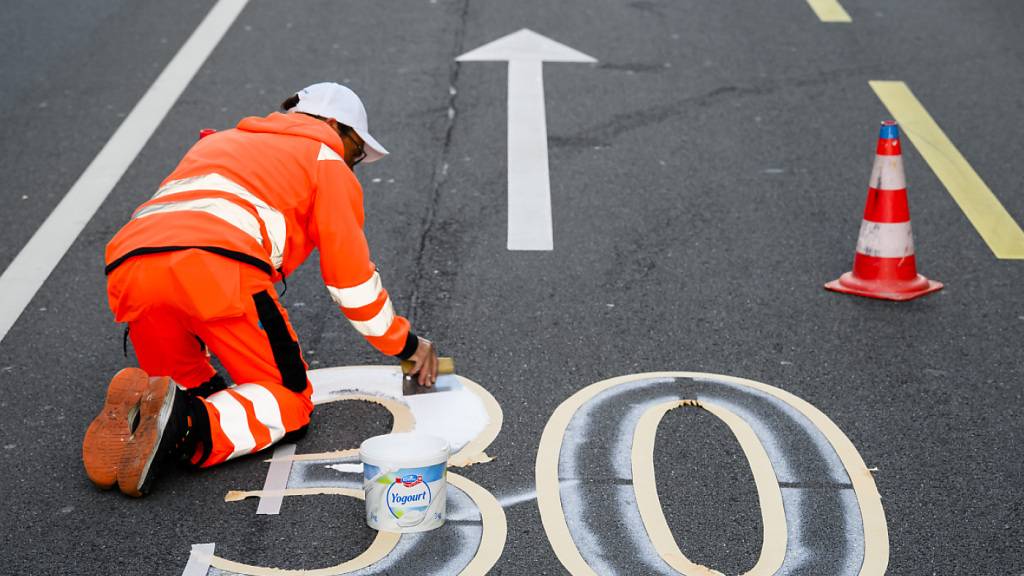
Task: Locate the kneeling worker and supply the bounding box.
[83,82,438,496]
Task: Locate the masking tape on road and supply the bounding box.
[536,375,622,575]
[263,395,415,463]
[448,472,508,576]
[715,374,889,576]
[256,443,296,515]
[631,399,786,576]
[315,394,416,433]
[182,543,216,576]
[213,488,399,575]
[536,372,888,576]
[205,367,506,575]
[225,487,364,502]
[219,476,504,576]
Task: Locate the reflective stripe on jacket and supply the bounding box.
[105,112,413,356]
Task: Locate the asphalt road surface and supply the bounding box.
[1,1,1022,574]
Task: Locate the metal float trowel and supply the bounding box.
[400,357,457,396]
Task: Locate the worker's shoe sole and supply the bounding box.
[82,368,151,490]
[116,376,178,497]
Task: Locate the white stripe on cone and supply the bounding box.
[856,220,915,258]
[868,154,907,191]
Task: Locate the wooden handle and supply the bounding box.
[401,357,455,376]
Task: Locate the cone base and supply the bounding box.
[825,272,943,301]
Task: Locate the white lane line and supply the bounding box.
[0,0,249,346]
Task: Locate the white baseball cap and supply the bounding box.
[291,82,389,163]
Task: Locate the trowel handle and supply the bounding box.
[400,357,455,376]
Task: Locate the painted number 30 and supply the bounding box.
[185,370,888,576]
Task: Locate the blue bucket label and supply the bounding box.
[364,462,446,530]
[387,476,431,517]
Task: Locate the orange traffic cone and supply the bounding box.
[825,121,942,301]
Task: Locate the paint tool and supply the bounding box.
[400,357,456,396]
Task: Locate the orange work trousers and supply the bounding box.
[106,249,313,467]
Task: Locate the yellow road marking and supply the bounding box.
[632,400,786,575]
[871,80,1024,259]
[805,0,851,22]
[535,372,889,576]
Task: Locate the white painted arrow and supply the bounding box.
[457,29,596,251]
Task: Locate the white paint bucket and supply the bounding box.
[360,433,449,533]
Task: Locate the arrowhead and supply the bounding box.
[456,28,597,63]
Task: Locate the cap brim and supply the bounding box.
[354,128,388,163]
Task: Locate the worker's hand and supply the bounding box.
[408,337,438,387]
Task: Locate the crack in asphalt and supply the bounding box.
[549,62,886,150]
[407,0,470,327]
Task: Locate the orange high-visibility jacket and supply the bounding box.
[106,112,415,357]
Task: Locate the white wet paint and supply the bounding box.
[0,0,249,346]
[445,488,535,523]
[326,462,364,474]
[558,378,674,479]
[711,381,851,484]
[557,488,619,576]
[496,489,538,509]
[558,385,680,576]
[610,395,678,476]
[613,484,677,576]
[702,384,862,574]
[700,396,799,484]
[778,487,810,575]
[837,490,865,576]
[549,375,869,576]
[773,489,863,576]
[203,454,487,576]
[456,29,596,251]
[703,391,863,574]
[308,366,491,455]
[345,526,479,576]
[611,398,681,575]
[192,364,500,574]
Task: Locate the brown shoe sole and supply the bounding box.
[117,376,175,497]
[82,368,150,490]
